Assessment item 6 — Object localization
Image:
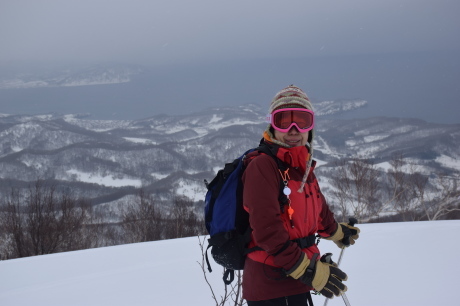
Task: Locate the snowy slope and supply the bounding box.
[0,221,458,306]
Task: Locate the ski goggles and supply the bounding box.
[266,108,314,133]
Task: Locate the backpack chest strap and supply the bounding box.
[271,234,318,257]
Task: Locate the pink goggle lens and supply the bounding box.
[267,108,314,133]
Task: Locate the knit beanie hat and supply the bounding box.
[264,85,315,192]
[269,85,313,113]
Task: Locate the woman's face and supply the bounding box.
[273,126,309,147]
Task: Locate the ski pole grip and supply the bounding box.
[348,217,358,227]
[342,217,358,246]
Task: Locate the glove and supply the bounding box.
[285,253,348,299]
[326,222,360,248]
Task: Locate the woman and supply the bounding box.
[242,85,360,305]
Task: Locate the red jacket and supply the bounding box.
[241,142,337,301]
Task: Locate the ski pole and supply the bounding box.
[341,293,352,306]
[323,217,358,306]
[336,217,358,267]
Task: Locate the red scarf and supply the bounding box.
[263,131,311,173]
[275,145,310,173]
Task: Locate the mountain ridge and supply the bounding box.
[0,104,458,217]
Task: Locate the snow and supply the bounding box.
[1,220,458,306]
[151,172,169,180]
[436,154,460,171]
[315,100,368,116]
[191,127,210,138]
[354,129,369,136]
[65,169,142,187]
[209,114,223,123]
[10,146,22,153]
[35,114,54,120]
[123,137,155,144]
[164,126,190,134]
[342,100,367,111]
[389,125,416,134]
[363,134,389,143]
[314,136,342,158]
[211,118,261,130]
[63,115,132,132]
[176,179,206,202]
[375,159,433,176]
[375,161,392,172]
[313,158,328,168]
[345,139,358,146]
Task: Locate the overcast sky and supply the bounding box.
[1,0,459,66]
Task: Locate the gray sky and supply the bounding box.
[1,0,459,65]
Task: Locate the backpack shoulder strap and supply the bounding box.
[254,139,289,210]
[255,141,287,170]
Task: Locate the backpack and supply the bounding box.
[203,141,287,285]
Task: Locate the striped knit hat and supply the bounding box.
[264,85,315,192]
[269,84,313,113]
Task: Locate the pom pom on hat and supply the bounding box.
[269,85,313,113]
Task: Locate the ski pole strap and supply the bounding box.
[305,253,319,281]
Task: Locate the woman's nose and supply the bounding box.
[288,125,300,134]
